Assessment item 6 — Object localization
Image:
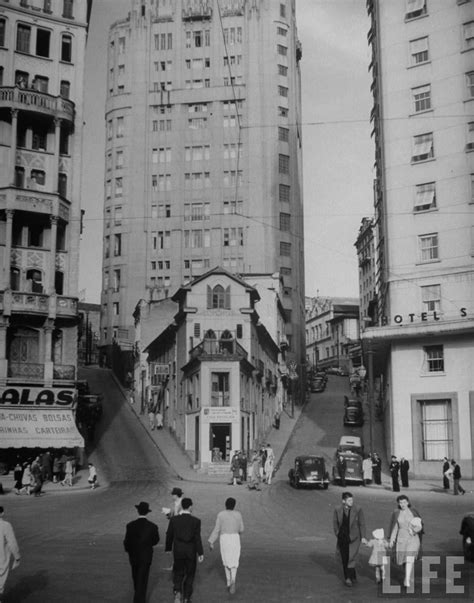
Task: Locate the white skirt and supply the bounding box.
[220,533,241,568]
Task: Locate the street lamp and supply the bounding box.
[357,365,367,382]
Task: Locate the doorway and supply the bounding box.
[210,423,231,462]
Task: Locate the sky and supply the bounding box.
[79,0,374,303]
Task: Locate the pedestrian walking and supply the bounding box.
[389,456,400,492]
[155,410,163,429]
[165,497,204,603]
[333,491,367,587]
[208,497,244,595]
[87,462,98,489]
[372,452,382,485]
[388,494,423,590]
[148,401,156,431]
[123,501,160,603]
[442,457,451,490]
[365,528,389,584]
[400,457,410,488]
[337,453,347,487]
[41,451,52,482]
[451,460,466,495]
[238,451,247,482]
[362,455,373,485]
[163,487,184,519]
[13,462,23,495]
[0,506,20,601]
[248,450,261,490]
[259,446,267,481]
[61,458,73,487]
[264,444,275,485]
[52,455,60,483]
[20,463,32,495]
[230,451,241,486]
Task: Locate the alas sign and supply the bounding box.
[0,387,76,408]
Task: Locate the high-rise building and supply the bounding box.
[101,0,305,367]
[0,0,91,450]
[364,0,474,477]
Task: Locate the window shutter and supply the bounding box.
[225,285,231,309]
[207,285,212,308]
[236,324,243,339]
[194,323,201,338]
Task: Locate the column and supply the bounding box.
[44,322,54,384]
[367,347,375,454]
[1,210,14,290]
[0,318,9,383]
[49,215,58,293]
[9,109,18,185]
[53,118,61,192]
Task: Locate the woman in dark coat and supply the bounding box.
[400,458,410,488]
[442,457,450,490]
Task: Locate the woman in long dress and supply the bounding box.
[389,494,423,588]
[208,497,244,595]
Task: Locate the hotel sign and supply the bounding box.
[381,308,469,326]
[202,407,239,423]
[0,387,76,408]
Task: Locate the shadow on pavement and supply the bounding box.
[5,570,49,602]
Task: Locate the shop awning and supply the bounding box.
[0,408,84,448]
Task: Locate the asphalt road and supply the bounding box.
[3,374,474,602]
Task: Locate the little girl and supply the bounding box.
[367,528,390,583]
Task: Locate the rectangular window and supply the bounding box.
[61,34,72,62]
[278,127,289,142]
[467,122,474,151]
[113,269,121,292]
[16,24,31,53]
[279,154,289,174]
[405,0,427,20]
[280,213,291,231]
[419,233,439,262]
[0,19,5,47]
[279,184,290,203]
[280,241,291,256]
[113,302,119,316]
[277,44,287,56]
[424,345,444,372]
[421,284,441,313]
[116,117,124,138]
[280,3,286,18]
[63,0,74,19]
[471,174,474,204]
[467,72,474,98]
[278,64,288,76]
[410,37,429,65]
[114,206,122,225]
[115,177,123,196]
[414,182,436,211]
[277,26,287,36]
[420,400,452,460]
[60,80,70,98]
[464,21,474,50]
[36,28,51,58]
[211,373,230,407]
[412,132,434,162]
[278,86,288,98]
[116,150,124,168]
[118,37,125,54]
[114,234,122,257]
[413,84,431,113]
[278,106,288,117]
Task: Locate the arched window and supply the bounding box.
[207,284,230,309]
[220,329,233,354]
[26,269,43,293]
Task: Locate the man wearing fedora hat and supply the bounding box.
[124,501,160,603]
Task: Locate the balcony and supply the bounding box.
[0,87,75,123]
[55,295,78,318]
[189,337,247,361]
[0,187,71,220]
[53,364,75,380]
[11,291,49,315]
[8,362,43,380]
[182,0,212,20]
[0,290,77,319]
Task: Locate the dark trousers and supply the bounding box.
[401,473,409,487]
[173,557,197,599]
[443,475,450,489]
[392,475,400,492]
[373,467,381,485]
[131,561,151,603]
[339,471,346,487]
[339,540,356,581]
[454,479,465,495]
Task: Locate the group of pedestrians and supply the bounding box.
[442,458,466,495]
[229,444,275,488]
[333,491,423,591]
[389,455,410,491]
[124,490,244,603]
[147,400,163,432]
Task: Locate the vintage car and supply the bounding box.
[460,513,474,560]
[338,435,364,456]
[332,449,364,485]
[288,455,330,489]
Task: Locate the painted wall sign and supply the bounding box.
[202,407,239,423]
[0,387,76,408]
[381,308,469,326]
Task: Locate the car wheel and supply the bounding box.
[323,483,329,490]
[295,476,300,489]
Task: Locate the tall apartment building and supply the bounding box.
[364,0,474,477]
[354,216,377,327]
[101,0,305,368]
[0,0,91,451]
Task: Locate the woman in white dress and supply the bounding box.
[389,495,423,589]
[208,497,244,595]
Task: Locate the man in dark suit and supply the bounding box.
[333,491,367,587]
[124,501,160,603]
[165,497,204,603]
[389,455,400,492]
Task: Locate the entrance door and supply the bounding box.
[210,423,231,462]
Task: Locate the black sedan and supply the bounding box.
[343,403,364,427]
[288,455,330,489]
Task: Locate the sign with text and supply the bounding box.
[0,408,84,448]
[202,407,239,423]
[0,387,76,408]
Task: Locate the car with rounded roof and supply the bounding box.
[288,455,330,489]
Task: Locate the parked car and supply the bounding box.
[311,377,326,393]
[338,435,364,456]
[460,513,474,560]
[327,367,348,376]
[288,455,330,489]
[344,395,362,408]
[332,449,364,485]
[344,403,364,427]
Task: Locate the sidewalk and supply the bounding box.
[116,371,303,484]
[0,468,94,496]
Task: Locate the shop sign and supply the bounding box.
[0,387,76,408]
[202,407,239,423]
[381,308,469,326]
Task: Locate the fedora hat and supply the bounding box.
[171,487,183,497]
[135,501,151,514]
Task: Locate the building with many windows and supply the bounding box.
[101,0,305,372]
[364,0,474,477]
[0,0,91,451]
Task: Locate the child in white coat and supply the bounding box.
[366,528,390,583]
